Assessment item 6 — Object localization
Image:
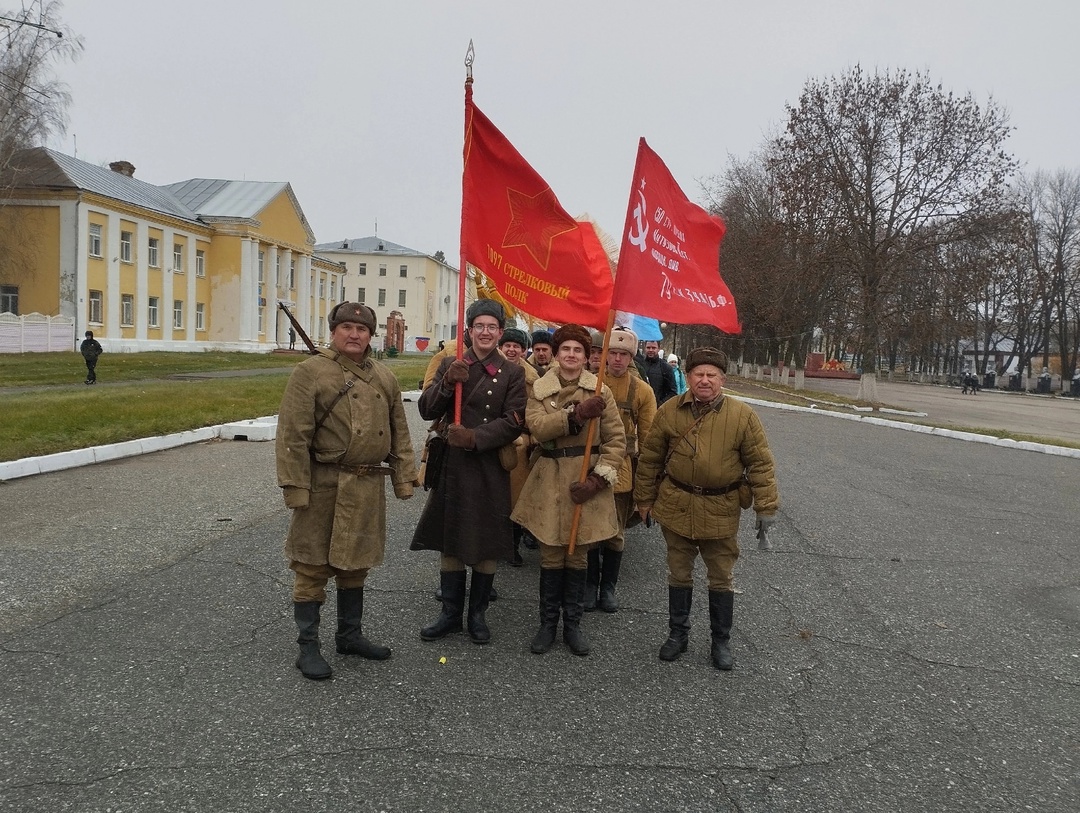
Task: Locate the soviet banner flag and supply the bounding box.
[461,86,613,330]
[610,138,739,334]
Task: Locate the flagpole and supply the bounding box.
[454,42,476,423]
[567,307,616,555]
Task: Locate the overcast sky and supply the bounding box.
[55,1,1079,265]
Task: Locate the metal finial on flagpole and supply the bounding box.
[465,40,474,84]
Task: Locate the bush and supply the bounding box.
[386,346,399,358]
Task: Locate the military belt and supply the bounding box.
[337,463,395,476]
[666,474,741,497]
[539,445,601,459]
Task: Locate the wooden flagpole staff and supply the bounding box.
[567,308,617,555]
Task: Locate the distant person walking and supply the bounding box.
[288,326,297,350]
[80,331,103,385]
[668,354,688,395]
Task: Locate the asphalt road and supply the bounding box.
[749,374,1080,447]
[1,401,1077,812]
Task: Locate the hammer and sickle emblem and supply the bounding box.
[627,188,648,252]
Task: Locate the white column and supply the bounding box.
[162,227,175,344]
[239,237,253,342]
[135,221,148,342]
[297,253,312,339]
[106,213,121,338]
[261,241,279,346]
[186,237,197,343]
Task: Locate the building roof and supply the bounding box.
[163,178,289,220]
[314,236,425,256]
[3,147,201,224]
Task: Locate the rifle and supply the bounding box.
[278,302,317,354]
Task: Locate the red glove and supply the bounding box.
[569,472,607,504]
[573,395,605,421]
[446,423,476,449]
[443,359,470,385]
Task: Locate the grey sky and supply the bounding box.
[56,1,1079,266]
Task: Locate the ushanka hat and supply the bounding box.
[530,329,554,348]
[466,299,506,327]
[551,324,592,354]
[499,328,530,349]
[684,346,729,374]
[328,302,377,333]
[607,326,638,354]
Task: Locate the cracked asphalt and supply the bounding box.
[1,399,1077,812]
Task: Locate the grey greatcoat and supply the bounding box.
[510,368,627,547]
[409,347,527,564]
[276,347,416,571]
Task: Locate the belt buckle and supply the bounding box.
[691,484,704,496]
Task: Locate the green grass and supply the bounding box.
[0,352,431,462]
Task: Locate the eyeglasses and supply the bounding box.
[471,324,501,334]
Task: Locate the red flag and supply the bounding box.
[462,86,613,330]
[611,138,739,334]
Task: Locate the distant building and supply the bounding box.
[314,236,470,351]
[0,148,344,352]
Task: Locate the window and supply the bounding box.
[289,260,295,290]
[173,299,183,329]
[399,264,408,278]
[357,288,365,304]
[196,303,205,331]
[148,296,159,327]
[377,288,386,307]
[120,231,133,263]
[196,249,205,277]
[318,277,325,298]
[258,306,264,334]
[121,294,134,326]
[358,262,366,276]
[88,290,103,324]
[89,224,102,257]
[258,251,265,282]
[148,237,159,267]
[398,290,407,308]
[0,284,17,314]
[173,243,183,272]
[330,279,336,300]
[378,264,387,277]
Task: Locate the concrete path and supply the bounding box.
[1,401,1077,811]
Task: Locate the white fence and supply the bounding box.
[0,312,76,353]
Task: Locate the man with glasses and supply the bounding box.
[411,300,527,645]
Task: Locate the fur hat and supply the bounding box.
[551,323,592,354]
[466,299,505,327]
[328,302,377,333]
[499,328,530,349]
[608,326,638,354]
[685,346,728,374]
[531,330,554,348]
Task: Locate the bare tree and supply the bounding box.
[768,65,1017,402]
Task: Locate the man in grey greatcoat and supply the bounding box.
[411,300,526,646]
[276,302,417,680]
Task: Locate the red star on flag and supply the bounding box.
[502,187,579,270]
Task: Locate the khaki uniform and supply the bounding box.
[277,347,416,599]
[634,392,777,589]
[605,370,657,549]
[511,368,626,557]
[508,360,540,505]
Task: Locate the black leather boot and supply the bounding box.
[562,568,591,656]
[583,547,600,612]
[335,587,391,660]
[421,570,467,641]
[708,589,735,670]
[467,570,495,645]
[294,601,332,680]
[530,568,564,654]
[658,586,693,661]
[598,548,623,613]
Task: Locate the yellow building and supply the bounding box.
[0,148,343,351]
